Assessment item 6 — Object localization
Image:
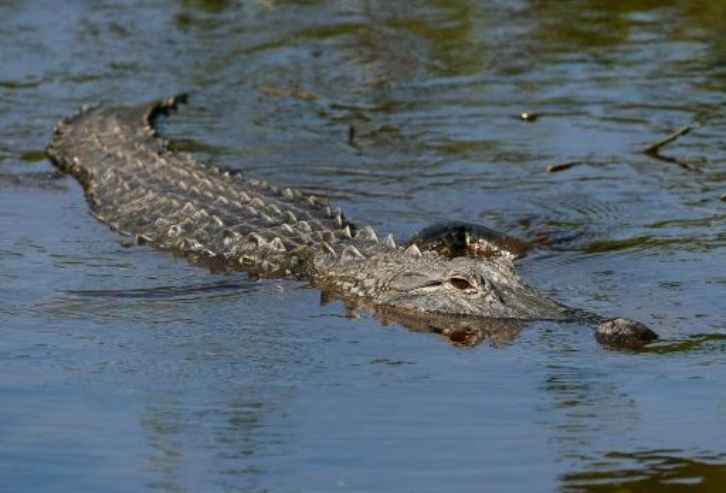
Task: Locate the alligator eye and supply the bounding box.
[449,276,477,292]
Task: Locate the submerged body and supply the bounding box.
[46,96,657,348]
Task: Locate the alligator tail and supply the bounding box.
[46,93,189,177]
[144,93,189,129]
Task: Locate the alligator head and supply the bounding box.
[374,254,571,319]
[315,246,572,321]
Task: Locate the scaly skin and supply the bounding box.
[46,96,658,348]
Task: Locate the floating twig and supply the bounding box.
[348,124,356,146]
[643,124,698,155]
[545,161,582,173]
[259,85,316,101]
[646,152,701,172]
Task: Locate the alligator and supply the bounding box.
[46,95,658,349]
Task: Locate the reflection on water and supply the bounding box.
[0,0,724,491]
[562,450,726,493]
[141,387,297,493]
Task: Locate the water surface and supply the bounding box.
[0,1,724,491]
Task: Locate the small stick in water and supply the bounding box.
[643,124,698,155]
[545,161,582,173]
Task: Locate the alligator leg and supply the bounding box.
[406,221,530,260]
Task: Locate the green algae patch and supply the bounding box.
[19,150,48,163]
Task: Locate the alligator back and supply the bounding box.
[46,96,354,275]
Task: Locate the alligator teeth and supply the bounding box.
[250,197,264,208]
[238,191,251,202]
[181,202,196,214]
[403,244,422,257]
[324,206,332,218]
[341,225,353,239]
[307,195,318,205]
[383,234,396,249]
[297,220,312,232]
[342,245,366,260]
[333,213,343,227]
[281,223,295,235]
[282,188,294,199]
[268,203,282,215]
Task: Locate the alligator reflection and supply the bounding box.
[560,450,726,493]
[373,307,524,347]
[321,290,524,347]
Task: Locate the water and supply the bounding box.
[1,1,724,491]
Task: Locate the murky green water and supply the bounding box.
[1,1,724,491]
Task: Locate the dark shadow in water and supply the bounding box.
[66,279,264,300]
[0,171,67,191]
[319,289,525,347]
[44,279,276,324]
[560,450,726,493]
[372,305,525,347]
[642,333,726,355]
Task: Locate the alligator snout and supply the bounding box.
[595,318,659,349]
